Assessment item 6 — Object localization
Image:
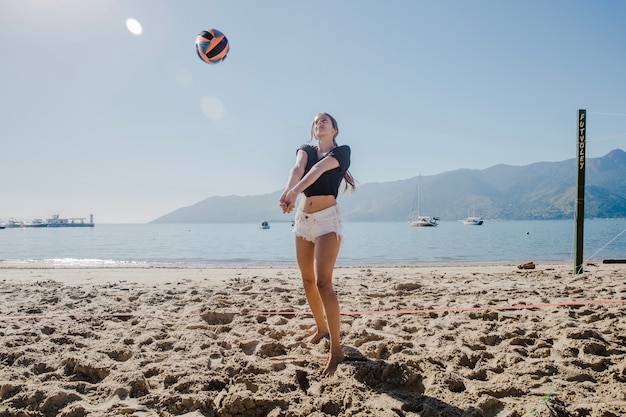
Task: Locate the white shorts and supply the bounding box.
[293,205,343,243]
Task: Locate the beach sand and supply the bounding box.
[0,263,624,416]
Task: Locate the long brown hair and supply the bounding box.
[309,112,356,192]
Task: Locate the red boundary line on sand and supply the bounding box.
[262,299,625,317]
[0,299,623,322]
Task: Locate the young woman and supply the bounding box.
[279,112,355,377]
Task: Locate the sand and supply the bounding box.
[0,262,625,417]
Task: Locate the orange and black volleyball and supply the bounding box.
[195,29,229,64]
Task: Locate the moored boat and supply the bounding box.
[46,214,95,227]
[462,217,484,225]
[27,218,48,228]
[1,214,95,228]
[409,174,438,227]
[5,219,25,228]
[410,216,439,227]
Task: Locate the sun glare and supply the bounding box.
[125,18,143,36]
[201,95,225,120]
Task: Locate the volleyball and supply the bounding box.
[195,29,229,64]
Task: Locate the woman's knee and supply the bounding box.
[302,277,318,292]
[315,277,335,296]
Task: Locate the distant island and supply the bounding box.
[151,149,626,223]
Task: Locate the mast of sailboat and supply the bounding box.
[574,109,586,274]
[410,172,421,221]
[417,172,422,217]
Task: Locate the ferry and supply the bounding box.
[46,214,95,227]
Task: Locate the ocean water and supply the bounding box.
[0,220,624,267]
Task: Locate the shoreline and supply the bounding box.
[0,260,626,283]
[0,261,587,286]
[0,259,593,270]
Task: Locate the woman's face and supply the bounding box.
[313,113,337,139]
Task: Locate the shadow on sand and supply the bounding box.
[342,345,479,417]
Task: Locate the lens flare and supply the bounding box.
[125,18,143,36]
[201,95,225,120]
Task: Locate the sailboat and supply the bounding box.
[409,173,438,227]
[461,207,484,225]
[462,216,484,225]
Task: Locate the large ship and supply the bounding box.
[46,214,95,227]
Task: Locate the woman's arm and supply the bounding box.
[280,155,339,213]
[291,156,339,195]
[279,150,307,213]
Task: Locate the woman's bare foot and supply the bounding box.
[304,330,329,344]
[321,353,344,377]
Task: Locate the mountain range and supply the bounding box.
[151,149,626,223]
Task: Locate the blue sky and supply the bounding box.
[1,0,625,223]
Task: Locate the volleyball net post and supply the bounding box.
[574,109,586,274]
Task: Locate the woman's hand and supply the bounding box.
[279,189,297,213]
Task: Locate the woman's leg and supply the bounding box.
[313,232,343,377]
[295,236,328,342]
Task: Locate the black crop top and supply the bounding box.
[298,144,351,198]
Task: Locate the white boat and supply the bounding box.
[46,214,94,227]
[1,215,94,228]
[410,216,439,227]
[462,216,484,225]
[5,219,24,228]
[259,220,270,229]
[27,218,48,228]
[409,173,438,227]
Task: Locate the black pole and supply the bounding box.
[574,109,586,274]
